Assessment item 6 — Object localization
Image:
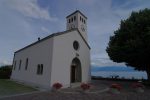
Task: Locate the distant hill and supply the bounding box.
[91,66,136,72]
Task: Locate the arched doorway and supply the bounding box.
[70,58,81,83]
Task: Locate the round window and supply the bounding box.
[73,41,79,50]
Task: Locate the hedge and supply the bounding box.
[0,65,12,79]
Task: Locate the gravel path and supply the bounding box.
[1,80,150,100]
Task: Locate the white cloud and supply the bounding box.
[111,0,150,19]
[7,0,57,21]
[77,0,97,5]
[91,57,125,67]
[0,60,11,66]
[0,0,150,68]
[41,27,50,33]
[89,0,150,67]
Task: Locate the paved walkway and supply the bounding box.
[0,80,150,100]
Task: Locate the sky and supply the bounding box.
[0,0,150,67]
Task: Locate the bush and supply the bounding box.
[110,83,122,91]
[80,83,91,91]
[0,65,12,79]
[52,82,63,90]
[142,80,150,87]
[131,82,144,88]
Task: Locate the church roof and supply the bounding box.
[15,29,90,53]
[66,10,87,19]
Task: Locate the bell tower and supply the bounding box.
[66,10,87,41]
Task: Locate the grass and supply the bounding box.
[0,79,37,97]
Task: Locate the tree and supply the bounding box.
[0,65,12,79]
[106,8,150,81]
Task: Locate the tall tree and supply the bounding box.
[106,8,150,80]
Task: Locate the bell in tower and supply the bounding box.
[66,10,87,40]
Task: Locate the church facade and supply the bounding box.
[11,10,91,89]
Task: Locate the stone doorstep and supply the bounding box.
[70,82,81,88]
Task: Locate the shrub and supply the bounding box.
[110,83,122,91]
[0,65,12,79]
[132,82,144,88]
[80,83,91,91]
[52,82,63,90]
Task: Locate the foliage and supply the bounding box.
[80,83,91,91]
[106,8,150,80]
[52,82,63,90]
[0,65,12,79]
[110,83,122,91]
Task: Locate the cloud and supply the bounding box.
[7,0,57,21]
[87,0,150,67]
[77,0,97,5]
[0,0,150,68]
[41,27,50,33]
[0,60,11,66]
[91,57,125,67]
[111,0,150,19]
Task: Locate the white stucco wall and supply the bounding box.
[11,30,90,89]
[50,30,91,88]
[77,13,87,40]
[11,38,54,89]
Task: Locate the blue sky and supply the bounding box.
[0,0,150,66]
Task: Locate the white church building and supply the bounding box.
[11,10,91,89]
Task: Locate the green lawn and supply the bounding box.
[0,79,37,97]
